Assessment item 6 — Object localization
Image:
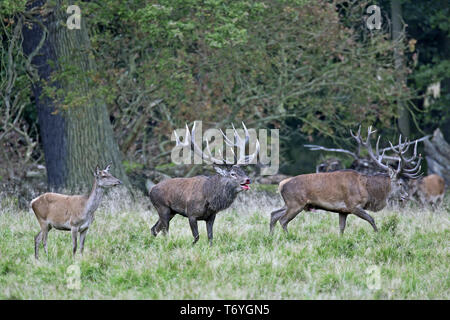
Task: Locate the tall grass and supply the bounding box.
[0,188,448,299]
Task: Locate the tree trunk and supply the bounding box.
[391,0,410,138]
[22,0,129,191]
[424,129,450,186]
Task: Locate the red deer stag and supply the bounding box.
[149,122,259,245]
[31,164,122,259]
[270,126,422,235]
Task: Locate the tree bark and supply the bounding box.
[22,0,129,191]
[424,129,450,186]
[391,0,410,138]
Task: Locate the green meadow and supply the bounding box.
[0,188,448,299]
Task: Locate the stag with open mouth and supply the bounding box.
[149,122,259,245]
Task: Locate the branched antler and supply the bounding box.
[174,122,259,166]
[351,125,422,179]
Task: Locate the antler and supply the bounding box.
[174,123,233,165]
[351,125,391,172]
[350,125,422,179]
[174,122,259,166]
[379,135,430,153]
[219,122,260,165]
[388,135,422,179]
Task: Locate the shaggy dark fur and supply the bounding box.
[362,174,391,212]
[149,165,250,245]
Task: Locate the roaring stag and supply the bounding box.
[271,126,422,235]
[149,122,259,245]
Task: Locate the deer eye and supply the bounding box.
[230,172,237,177]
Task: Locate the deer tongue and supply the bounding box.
[241,184,250,190]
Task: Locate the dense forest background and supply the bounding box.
[0,0,449,195]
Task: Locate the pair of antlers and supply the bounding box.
[350,126,422,179]
[174,122,260,166]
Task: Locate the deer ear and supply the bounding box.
[95,165,100,176]
[213,164,228,176]
[105,163,112,172]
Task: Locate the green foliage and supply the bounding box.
[0,10,39,176]
[252,183,278,194]
[133,0,268,48]
[73,0,417,169]
[395,0,450,135]
[155,162,176,171]
[2,0,447,175]
[381,214,399,236]
[0,0,27,17]
[122,160,144,173]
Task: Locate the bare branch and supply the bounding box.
[304,144,358,160]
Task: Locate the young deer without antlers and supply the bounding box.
[149,122,259,245]
[31,164,122,259]
[271,126,422,235]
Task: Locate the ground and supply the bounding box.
[0,188,448,299]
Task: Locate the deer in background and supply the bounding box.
[409,174,445,209]
[31,164,121,259]
[271,126,422,235]
[149,122,259,245]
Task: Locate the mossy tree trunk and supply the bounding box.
[22,0,129,191]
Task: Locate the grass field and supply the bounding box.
[0,187,448,299]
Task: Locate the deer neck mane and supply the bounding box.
[364,174,391,211]
[204,175,239,212]
[84,179,104,216]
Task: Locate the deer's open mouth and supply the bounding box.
[240,182,250,190]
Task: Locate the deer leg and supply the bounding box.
[279,206,304,234]
[270,207,287,234]
[71,227,79,256]
[34,231,43,260]
[156,207,174,235]
[161,213,175,235]
[42,224,51,256]
[151,220,161,237]
[189,217,199,245]
[206,214,216,246]
[352,208,378,232]
[339,213,348,235]
[435,195,443,209]
[79,228,88,255]
[418,194,427,207]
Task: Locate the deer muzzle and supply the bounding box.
[240,178,251,190]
